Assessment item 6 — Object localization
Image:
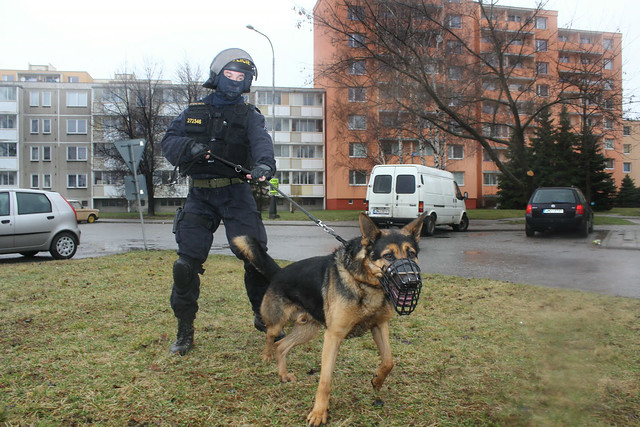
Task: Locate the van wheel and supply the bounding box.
[452,214,469,232]
[422,214,436,236]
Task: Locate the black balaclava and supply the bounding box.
[212,73,246,107]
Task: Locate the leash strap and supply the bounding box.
[207,152,349,246]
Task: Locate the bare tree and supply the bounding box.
[94,62,171,215]
[311,0,623,199]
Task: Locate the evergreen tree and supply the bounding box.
[616,175,640,207]
[575,124,615,210]
[552,107,580,187]
[497,138,534,209]
[528,107,556,187]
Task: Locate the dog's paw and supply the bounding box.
[279,372,296,382]
[262,352,274,362]
[307,409,327,426]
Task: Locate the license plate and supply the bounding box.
[372,208,389,215]
[543,208,564,214]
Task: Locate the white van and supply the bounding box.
[365,164,469,235]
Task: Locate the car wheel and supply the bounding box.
[50,232,78,260]
[87,214,97,223]
[525,223,535,237]
[20,251,38,257]
[422,214,436,236]
[578,219,589,238]
[452,213,469,232]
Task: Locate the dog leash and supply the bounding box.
[204,152,349,246]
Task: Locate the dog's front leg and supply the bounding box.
[307,330,344,426]
[371,322,394,390]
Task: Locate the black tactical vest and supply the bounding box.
[182,102,254,178]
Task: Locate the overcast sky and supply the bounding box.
[3,0,639,114]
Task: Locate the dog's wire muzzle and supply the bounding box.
[379,258,422,315]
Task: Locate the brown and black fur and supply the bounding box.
[233,212,426,426]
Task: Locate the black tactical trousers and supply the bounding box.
[170,183,269,320]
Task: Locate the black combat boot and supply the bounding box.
[170,318,194,356]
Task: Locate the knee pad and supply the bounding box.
[173,256,202,289]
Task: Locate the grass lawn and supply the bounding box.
[2,251,639,426]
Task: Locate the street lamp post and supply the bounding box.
[246,24,278,218]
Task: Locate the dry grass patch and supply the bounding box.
[1,251,638,425]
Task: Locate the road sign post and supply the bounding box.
[115,139,148,250]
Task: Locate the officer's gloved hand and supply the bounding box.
[186,139,209,162]
[250,164,273,181]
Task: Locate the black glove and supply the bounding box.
[186,139,209,162]
[250,164,273,181]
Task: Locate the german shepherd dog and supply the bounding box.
[232,212,426,426]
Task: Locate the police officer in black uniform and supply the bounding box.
[161,48,276,356]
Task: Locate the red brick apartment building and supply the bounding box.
[313,0,624,209]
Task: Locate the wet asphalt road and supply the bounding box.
[2,219,639,299]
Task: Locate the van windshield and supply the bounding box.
[396,175,415,194]
[373,175,392,193]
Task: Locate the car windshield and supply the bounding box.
[532,189,576,204]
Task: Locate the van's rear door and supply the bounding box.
[368,169,394,219]
[394,172,418,219]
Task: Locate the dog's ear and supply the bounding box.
[403,212,428,241]
[359,212,381,246]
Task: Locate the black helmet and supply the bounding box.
[202,48,257,92]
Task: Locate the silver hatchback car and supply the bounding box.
[0,189,81,259]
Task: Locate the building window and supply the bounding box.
[67,119,88,134]
[348,115,366,130]
[448,144,464,159]
[537,84,549,97]
[580,36,591,44]
[535,39,548,52]
[302,93,321,106]
[257,91,282,105]
[348,87,367,102]
[536,62,548,74]
[0,171,17,185]
[349,142,367,158]
[30,146,39,161]
[67,174,88,188]
[448,66,463,80]
[30,174,39,188]
[447,15,462,29]
[67,91,88,107]
[348,60,366,75]
[348,33,366,48]
[42,91,51,107]
[604,38,613,50]
[604,138,614,150]
[42,119,51,134]
[43,174,51,188]
[274,145,289,157]
[30,91,39,107]
[483,172,500,186]
[0,142,17,157]
[67,146,88,161]
[604,159,614,169]
[559,56,570,63]
[604,80,614,90]
[30,119,39,134]
[348,5,365,21]
[623,162,631,173]
[603,59,613,70]
[604,118,614,130]
[623,126,631,136]
[452,172,465,186]
[291,119,322,132]
[43,146,51,161]
[535,17,547,29]
[68,76,79,83]
[508,14,522,22]
[0,87,17,101]
[558,34,569,42]
[349,170,367,185]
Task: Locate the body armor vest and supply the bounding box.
[182,102,253,178]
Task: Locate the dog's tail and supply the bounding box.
[232,235,282,280]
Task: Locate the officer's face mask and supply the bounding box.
[216,73,246,101]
